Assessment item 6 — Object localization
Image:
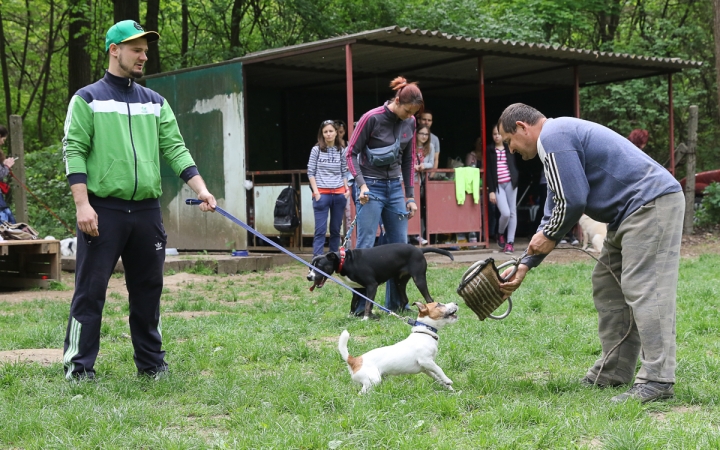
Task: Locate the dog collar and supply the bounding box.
[407,318,438,334]
[338,247,346,272]
[411,326,439,341]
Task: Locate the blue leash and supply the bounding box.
[185,199,436,332]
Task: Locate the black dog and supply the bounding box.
[307,243,454,319]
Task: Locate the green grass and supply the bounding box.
[1,254,720,448]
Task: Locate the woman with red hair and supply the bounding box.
[346,76,423,316]
[628,129,649,150]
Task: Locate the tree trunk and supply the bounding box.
[714,0,720,124]
[683,106,698,235]
[9,116,27,223]
[68,0,91,100]
[0,10,12,126]
[144,0,161,75]
[37,1,56,142]
[17,0,32,111]
[230,0,247,51]
[597,0,623,47]
[181,0,189,67]
[114,0,139,23]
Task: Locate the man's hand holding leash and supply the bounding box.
[499,230,556,297]
[187,176,217,212]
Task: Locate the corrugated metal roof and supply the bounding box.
[238,26,700,98]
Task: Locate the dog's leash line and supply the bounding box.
[185,199,436,332]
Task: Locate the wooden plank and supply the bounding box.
[0,239,61,288]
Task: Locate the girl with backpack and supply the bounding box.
[308,120,349,257]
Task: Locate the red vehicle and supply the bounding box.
[679,169,720,202]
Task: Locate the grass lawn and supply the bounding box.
[1,253,719,449]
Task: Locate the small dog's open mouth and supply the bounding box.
[445,307,459,319]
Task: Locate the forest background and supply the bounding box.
[0,0,719,237]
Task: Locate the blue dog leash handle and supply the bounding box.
[185,199,204,205]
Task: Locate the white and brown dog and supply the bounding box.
[338,301,459,394]
[578,214,607,253]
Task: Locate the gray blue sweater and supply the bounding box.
[522,117,681,269]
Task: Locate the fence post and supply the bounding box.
[9,115,28,223]
[683,105,697,235]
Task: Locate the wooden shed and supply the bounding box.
[146,26,699,251]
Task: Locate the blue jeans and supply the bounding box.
[354,178,408,313]
[312,193,346,257]
[0,207,16,224]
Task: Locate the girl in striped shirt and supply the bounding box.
[486,125,519,254]
[308,120,350,257]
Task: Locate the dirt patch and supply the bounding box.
[649,405,701,422]
[0,348,63,366]
[0,231,717,304]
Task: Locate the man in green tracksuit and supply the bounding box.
[62,20,217,380]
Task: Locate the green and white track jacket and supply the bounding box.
[63,71,198,203]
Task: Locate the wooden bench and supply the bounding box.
[0,239,61,289]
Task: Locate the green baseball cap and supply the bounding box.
[105,20,159,52]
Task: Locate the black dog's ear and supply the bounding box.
[327,252,339,261]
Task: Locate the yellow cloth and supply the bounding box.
[454,167,481,205]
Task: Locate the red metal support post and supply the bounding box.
[345,43,356,247]
[574,66,580,118]
[479,55,488,248]
[345,44,354,138]
[668,73,675,176]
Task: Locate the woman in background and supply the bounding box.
[628,129,649,150]
[411,125,434,245]
[0,125,16,224]
[308,120,349,257]
[346,76,423,315]
[335,120,348,148]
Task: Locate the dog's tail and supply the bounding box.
[420,248,454,261]
[338,330,351,361]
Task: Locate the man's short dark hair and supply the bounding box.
[0,125,7,138]
[498,103,545,134]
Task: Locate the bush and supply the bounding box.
[21,144,76,239]
[696,182,720,227]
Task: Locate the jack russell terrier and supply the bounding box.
[338,301,459,394]
[578,214,607,253]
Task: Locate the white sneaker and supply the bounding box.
[416,235,428,245]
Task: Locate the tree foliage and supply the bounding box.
[0,0,718,236]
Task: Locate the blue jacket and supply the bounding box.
[523,117,680,269]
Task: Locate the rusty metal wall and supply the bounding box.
[146,62,246,251]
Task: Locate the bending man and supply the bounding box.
[497,103,683,403]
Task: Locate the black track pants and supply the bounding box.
[63,205,167,377]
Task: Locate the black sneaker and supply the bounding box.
[579,375,624,389]
[67,371,96,382]
[137,365,170,381]
[610,382,674,403]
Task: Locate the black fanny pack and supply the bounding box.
[365,138,401,167]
